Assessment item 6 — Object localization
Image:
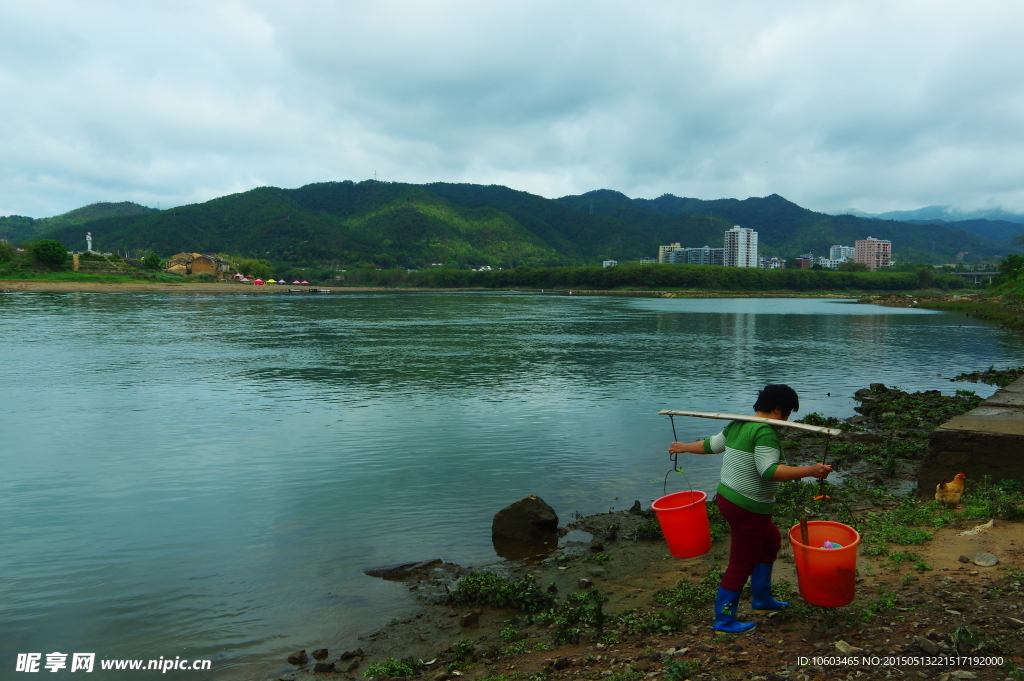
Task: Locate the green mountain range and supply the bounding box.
[7,181,1021,268]
[0,201,156,244]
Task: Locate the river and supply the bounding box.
[0,291,1019,679]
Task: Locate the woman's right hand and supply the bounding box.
[669,440,704,455]
[807,462,833,479]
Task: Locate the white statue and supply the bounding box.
[86,232,93,253]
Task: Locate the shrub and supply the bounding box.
[142,252,164,270]
[31,239,69,267]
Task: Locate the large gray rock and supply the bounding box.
[491,495,558,541]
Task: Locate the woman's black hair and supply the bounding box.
[753,384,799,417]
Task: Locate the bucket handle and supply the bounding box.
[664,415,696,497]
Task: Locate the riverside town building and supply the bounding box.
[854,237,892,271]
[657,226,759,268]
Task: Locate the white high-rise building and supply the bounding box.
[830,245,855,260]
[724,226,758,268]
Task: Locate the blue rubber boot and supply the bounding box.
[750,562,789,612]
[714,586,755,633]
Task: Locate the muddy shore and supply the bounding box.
[260,380,1024,681]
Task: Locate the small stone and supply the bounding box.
[958,555,970,563]
[926,629,941,641]
[673,648,690,658]
[579,578,593,589]
[287,650,308,666]
[950,672,977,680]
[1005,617,1024,629]
[945,609,962,616]
[346,661,360,672]
[312,649,329,661]
[973,553,999,567]
[590,538,605,552]
[834,641,863,655]
[433,673,452,681]
[913,635,939,654]
[553,657,570,670]
[339,649,364,660]
[481,659,493,665]
[313,662,335,673]
[595,643,607,651]
[730,644,743,652]
[459,611,480,628]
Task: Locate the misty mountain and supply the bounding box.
[842,205,1024,224]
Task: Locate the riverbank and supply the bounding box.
[1,279,973,300]
[0,281,424,293]
[264,374,1024,681]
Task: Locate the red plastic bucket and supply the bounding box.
[788,521,861,607]
[651,490,712,559]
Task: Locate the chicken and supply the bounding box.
[935,472,967,508]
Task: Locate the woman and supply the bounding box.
[669,385,832,633]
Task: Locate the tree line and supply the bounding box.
[341,263,964,291]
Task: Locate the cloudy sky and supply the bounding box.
[2,0,1023,218]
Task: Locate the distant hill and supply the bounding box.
[20,182,1023,268]
[842,205,1024,224]
[901,219,1024,244]
[564,191,1018,262]
[0,201,156,245]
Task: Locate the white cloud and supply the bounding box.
[1,0,1023,217]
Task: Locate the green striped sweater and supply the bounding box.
[700,421,783,514]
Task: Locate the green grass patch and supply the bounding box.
[533,589,606,645]
[447,573,555,612]
[363,656,423,677]
[632,520,663,540]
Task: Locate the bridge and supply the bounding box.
[948,271,997,285]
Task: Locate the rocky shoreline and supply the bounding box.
[258,374,1024,681]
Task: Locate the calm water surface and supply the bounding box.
[1,292,1020,679]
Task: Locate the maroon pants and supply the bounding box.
[716,494,781,592]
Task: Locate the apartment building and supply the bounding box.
[658,243,681,264]
[830,245,855,260]
[854,237,892,271]
[670,246,725,266]
[724,226,758,268]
